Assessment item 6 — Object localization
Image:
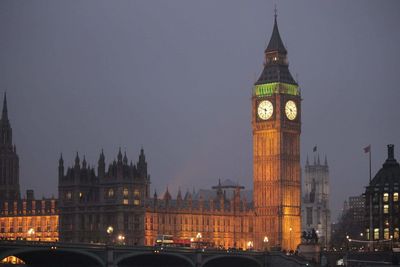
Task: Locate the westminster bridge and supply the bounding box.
[0,241,311,267]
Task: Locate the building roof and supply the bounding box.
[369,145,400,186]
[265,15,287,54]
[255,16,297,86]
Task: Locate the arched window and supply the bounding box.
[383,193,389,202]
[108,188,114,198]
[123,188,129,198]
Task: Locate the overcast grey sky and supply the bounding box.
[0,1,399,219]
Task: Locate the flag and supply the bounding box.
[313,146,317,152]
[364,145,371,153]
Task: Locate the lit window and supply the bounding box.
[79,192,83,198]
[134,189,140,197]
[366,228,370,240]
[374,228,379,240]
[123,199,129,205]
[108,188,114,198]
[383,193,389,202]
[394,193,399,202]
[123,188,129,198]
[384,204,389,214]
[273,57,278,61]
[66,192,72,200]
[134,199,140,206]
[395,228,399,239]
[384,228,390,240]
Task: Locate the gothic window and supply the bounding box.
[108,188,114,198]
[395,228,399,240]
[394,193,399,202]
[133,199,140,206]
[383,193,389,202]
[374,228,379,240]
[123,188,129,198]
[134,189,140,197]
[384,205,389,214]
[66,191,72,200]
[384,228,390,240]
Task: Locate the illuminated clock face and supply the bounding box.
[285,100,297,120]
[257,100,273,120]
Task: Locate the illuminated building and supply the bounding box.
[144,180,254,249]
[365,145,400,242]
[302,155,331,247]
[57,14,302,251]
[251,13,301,250]
[0,93,58,242]
[0,192,58,242]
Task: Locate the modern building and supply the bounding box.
[0,93,58,242]
[348,194,365,225]
[302,155,331,247]
[365,145,400,242]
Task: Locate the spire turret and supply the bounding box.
[255,13,297,85]
[75,152,80,167]
[2,92,8,122]
[265,12,287,54]
[117,147,122,163]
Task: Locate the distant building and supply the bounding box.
[365,145,400,242]
[0,93,58,242]
[301,154,331,247]
[348,194,365,225]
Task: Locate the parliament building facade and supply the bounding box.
[1,15,302,251]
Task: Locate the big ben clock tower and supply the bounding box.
[252,14,301,250]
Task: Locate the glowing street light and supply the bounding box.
[27,228,35,241]
[263,236,269,251]
[196,232,202,239]
[106,226,114,235]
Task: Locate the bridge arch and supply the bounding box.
[116,251,195,267]
[0,247,105,267]
[201,254,262,267]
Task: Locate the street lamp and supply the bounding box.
[196,232,202,239]
[27,228,35,241]
[117,234,125,245]
[263,236,269,251]
[106,226,113,245]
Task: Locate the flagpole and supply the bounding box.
[369,147,372,183]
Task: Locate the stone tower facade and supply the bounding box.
[252,15,301,250]
[58,148,150,245]
[0,93,20,201]
[302,155,331,247]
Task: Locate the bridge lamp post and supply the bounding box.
[263,236,269,251]
[27,228,35,241]
[106,226,114,245]
[117,234,125,245]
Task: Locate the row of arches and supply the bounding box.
[0,248,262,267]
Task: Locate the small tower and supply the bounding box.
[0,93,20,200]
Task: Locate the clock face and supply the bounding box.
[257,100,273,120]
[285,100,297,120]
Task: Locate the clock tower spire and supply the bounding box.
[252,15,301,250]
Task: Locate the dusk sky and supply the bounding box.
[0,1,399,219]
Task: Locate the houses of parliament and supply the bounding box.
[0,15,302,251]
